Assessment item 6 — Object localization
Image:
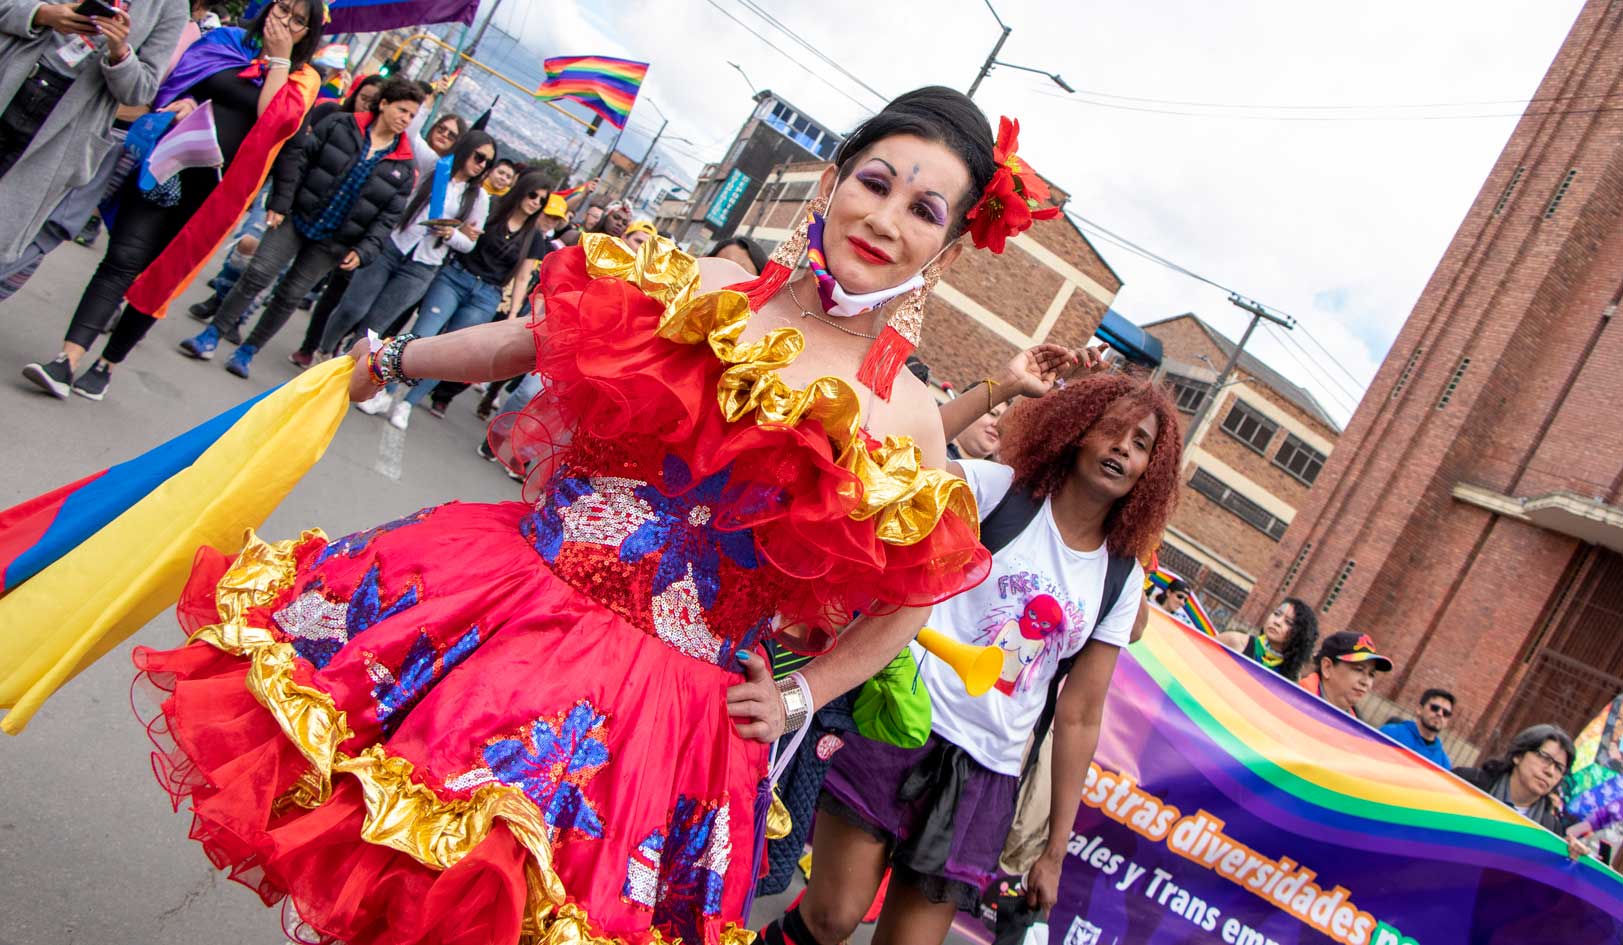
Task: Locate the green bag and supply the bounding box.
[853,646,932,748]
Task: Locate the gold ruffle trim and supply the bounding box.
[191,531,753,945]
[580,234,977,547]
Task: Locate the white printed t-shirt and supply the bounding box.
[911,459,1142,776]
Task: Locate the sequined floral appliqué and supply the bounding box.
[272,563,421,669]
[446,701,611,841]
[621,794,732,944]
[312,508,434,565]
[365,626,482,736]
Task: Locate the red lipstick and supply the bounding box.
[847,236,892,265]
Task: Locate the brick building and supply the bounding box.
[728,161,1123,388]
[1133,315,1341,629]
[1239,0,1623,749]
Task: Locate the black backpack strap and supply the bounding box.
[1021,553,1137,778]
[979,481,1043,556]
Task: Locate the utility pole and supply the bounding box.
[426,0,507,123]
[745,165,786,239]
[967,25,1011,99]
[1182,294,1295,447]
[621,117,668,201]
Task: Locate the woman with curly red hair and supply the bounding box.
[774,350,1182,945]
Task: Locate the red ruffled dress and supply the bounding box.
[133,236,990,945]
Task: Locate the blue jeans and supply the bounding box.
[319,239,440,353]
[499,372,543,414]
[400,261,503,405]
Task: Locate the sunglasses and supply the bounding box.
[1424,703,1452,717]
[526,191,545,200]
[470,152,492,166]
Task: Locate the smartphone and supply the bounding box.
[75,0,119,18]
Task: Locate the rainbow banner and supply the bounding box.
[534,55,649,130]
[1050,612,1623,944]
[1567,695,1623,833]
[1145,565,1216,637]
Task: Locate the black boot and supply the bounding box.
[188,294,222,322]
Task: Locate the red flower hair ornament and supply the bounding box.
[966,117,1062,254]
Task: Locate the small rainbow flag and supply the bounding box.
[1145,564,1217,636]
[534,55,649,130]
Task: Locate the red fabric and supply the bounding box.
[0,469,103,593]
[512,247,990,639]
[125,68,318,317]
[137,505,768,944]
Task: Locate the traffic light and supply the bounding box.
[586,113,604,138]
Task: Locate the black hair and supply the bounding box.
[832,86,997,239]
[342,74,384,113]
[1419,688,1456,709]
[244,0,323,68]
[1479,724,1576,788]
[376,77,426,107]
[1275,597,1319,681]
[491,158,519,172]
[485,170,552,283]
[904,353,930,383]
[397,130,496,234]
[710,236,768,275]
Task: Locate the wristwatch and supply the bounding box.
[775,672,811,734]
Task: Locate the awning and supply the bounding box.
[1096,309,1163,367]
[1453,483,1623,553]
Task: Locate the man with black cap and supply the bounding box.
[1298,631,1393,719]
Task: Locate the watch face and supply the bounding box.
[783,689,807,713]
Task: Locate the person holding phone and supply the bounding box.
[21,0,324,402]
[0,0,187,269]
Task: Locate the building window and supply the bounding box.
[1158,543,1203,581]
[1436,356,1471,409]
[1165,374,1209,413]
[1188,468,1289,541]
[1273,433,1325,485]
[1220,400,1279,454]
[1390,346,1423,400]
[1544,169,1578,219]
[1322,559,1355,612]
[1280,541,1311,592]
[1493,166,1524,215]
[1201,573,1249,629]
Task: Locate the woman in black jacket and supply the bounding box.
[1457,724,1591,859]
[178,76,422,378]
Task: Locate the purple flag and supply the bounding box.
[246,0,478,33]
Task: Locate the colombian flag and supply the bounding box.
[0,359,353,734]
[534,55,649,130]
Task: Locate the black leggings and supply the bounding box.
[64,171,214,362]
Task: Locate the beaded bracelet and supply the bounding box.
[374,334,418,386]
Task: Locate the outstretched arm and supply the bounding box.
[343,317,535,401]
[939,344,1095,443]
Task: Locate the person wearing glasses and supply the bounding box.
[356,169,555,430]
[1456,725,1591,859]
[1379,688,1455,769]
[307,128,496,362]
[22,0,323,401]
[178,76,424,378]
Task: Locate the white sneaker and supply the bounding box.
[356,391,392,416]
[388,401,412,430]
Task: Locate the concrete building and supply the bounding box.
[1239,0,1623,749]
[1137,315,1342,629]
[728,160,1123,389]
[666,91,841,250]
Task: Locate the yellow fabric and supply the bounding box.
[0,358,354,735]
[189,531,750,944]
[581,233,979,547]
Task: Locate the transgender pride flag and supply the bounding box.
[144,100,224,186]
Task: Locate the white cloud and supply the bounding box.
[481,0,1585,425]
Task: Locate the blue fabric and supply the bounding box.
[1380,719,1452,769]
[295,137,396,241]
[427,152,454,219]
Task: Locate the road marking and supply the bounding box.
[374,424,405,481]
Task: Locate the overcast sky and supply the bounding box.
[488,0,1588,426]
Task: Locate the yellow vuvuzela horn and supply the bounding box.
[916,628,1002,697]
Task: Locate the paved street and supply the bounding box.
[0,240,986,945]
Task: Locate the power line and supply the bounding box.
[702,0,876,111]
[730,0,889,104]
[1062,208,1372,402]
[1042,84,1623,113]
[1034,88,1623,123]
[1260,322,1364,415]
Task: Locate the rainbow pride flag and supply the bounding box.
[1049,611,1623,943]
[1145,564,1217,636]
[0,359,353,734]
[534,55,649,130]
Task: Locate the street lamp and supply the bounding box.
[967,0,1073,98]
[727,61,760,97]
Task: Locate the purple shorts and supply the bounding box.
[820,731,1019,908]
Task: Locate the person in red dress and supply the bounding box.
[120,86,1076,945]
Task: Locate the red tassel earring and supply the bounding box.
[856,262,941,400]
[724,197,826,310]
